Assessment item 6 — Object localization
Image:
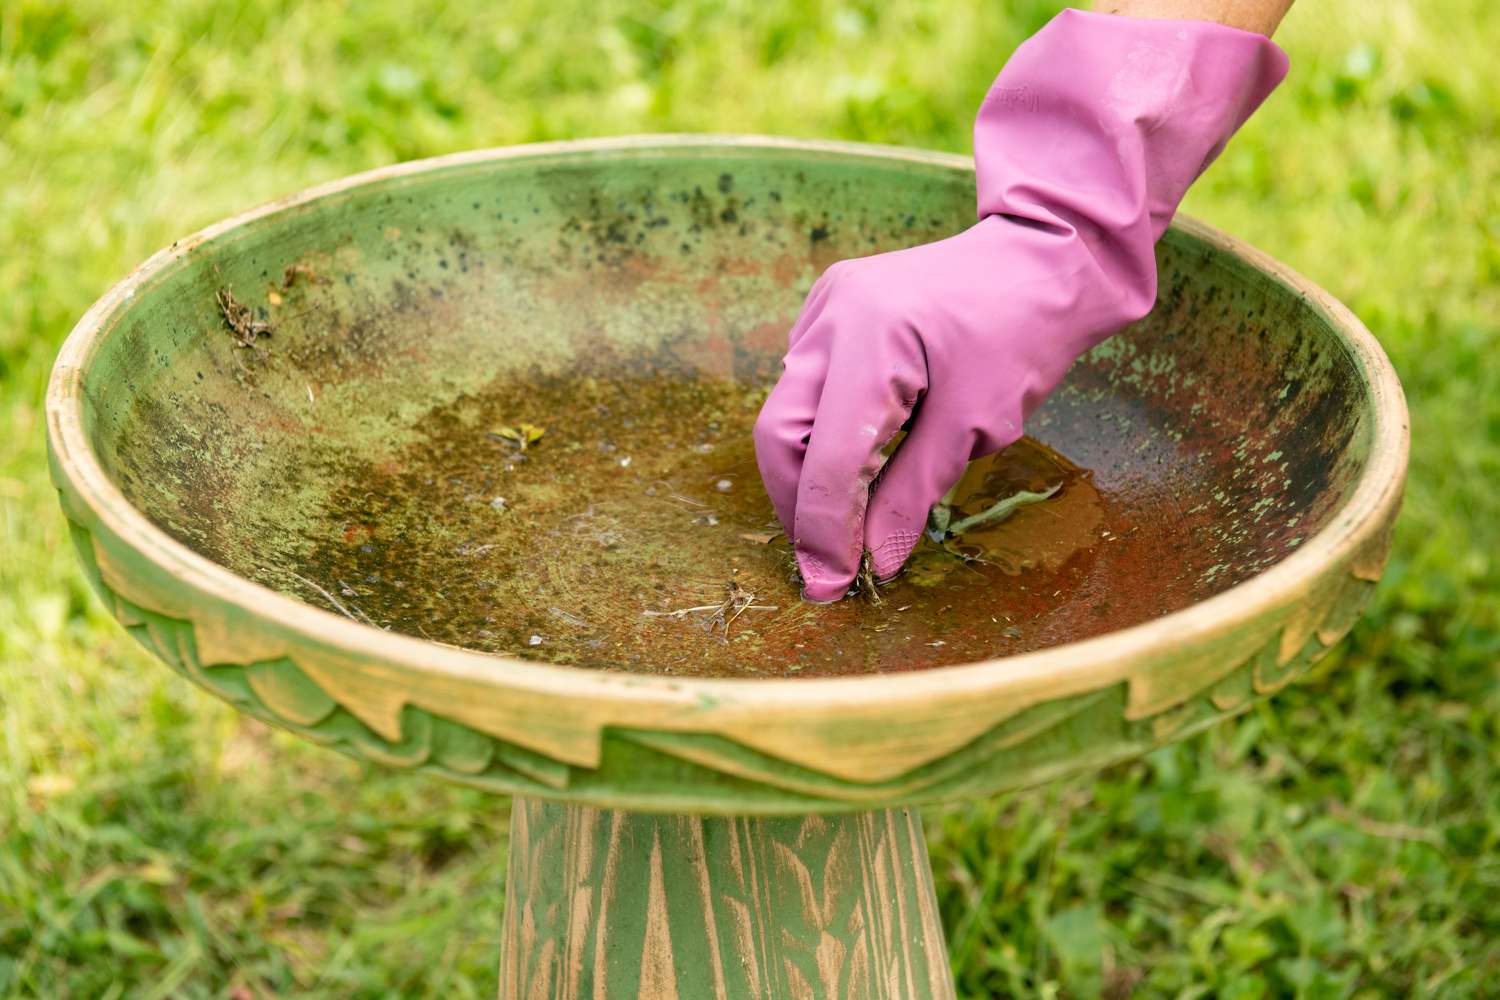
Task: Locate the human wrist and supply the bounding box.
[974,9,1288,241]
[1093,0,1293,36]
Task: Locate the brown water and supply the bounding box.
[266,369,1191,678]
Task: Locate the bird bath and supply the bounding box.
[47,136,1407,997]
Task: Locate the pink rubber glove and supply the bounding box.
[754,9,1288,602]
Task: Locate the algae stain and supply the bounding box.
[202,367,1198,679]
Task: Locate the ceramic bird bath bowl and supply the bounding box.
[48,136,1407,998]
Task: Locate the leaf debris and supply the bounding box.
[282,263,330,289]
[929,483,1062,539]
[738,531,781,545]
[492,423,547,451]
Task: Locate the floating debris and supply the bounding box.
[851,550,884,606]
[738,531,780,545]
[643,580,777,643]
[287,570,377,628]
[215,287,272,348]
[282,262,330,289]
[455,541,496,557]
[548,607,590,629]
[929,483,1061,540]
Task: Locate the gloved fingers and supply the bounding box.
[863,407,1020,581]
[791,331,925,602]
[785,264,844,351]
[751,266,850,533]
[752,348,826,534]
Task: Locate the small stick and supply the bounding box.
[548,607,591,629]
[336,580,380,628]
[288,571,361,623]
[643,605,725,617]
[854,551,884,606]
[642,582,777,640]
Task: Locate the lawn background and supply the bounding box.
[2,0,1497,996]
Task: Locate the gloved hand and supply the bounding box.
[754,9,1288,602]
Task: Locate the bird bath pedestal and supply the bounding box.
[499,801,952,998]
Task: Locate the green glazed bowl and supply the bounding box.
[47,136,1408,814]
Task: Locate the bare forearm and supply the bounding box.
[1093,0,1294,35]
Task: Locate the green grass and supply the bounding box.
[2,0,1497,995]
